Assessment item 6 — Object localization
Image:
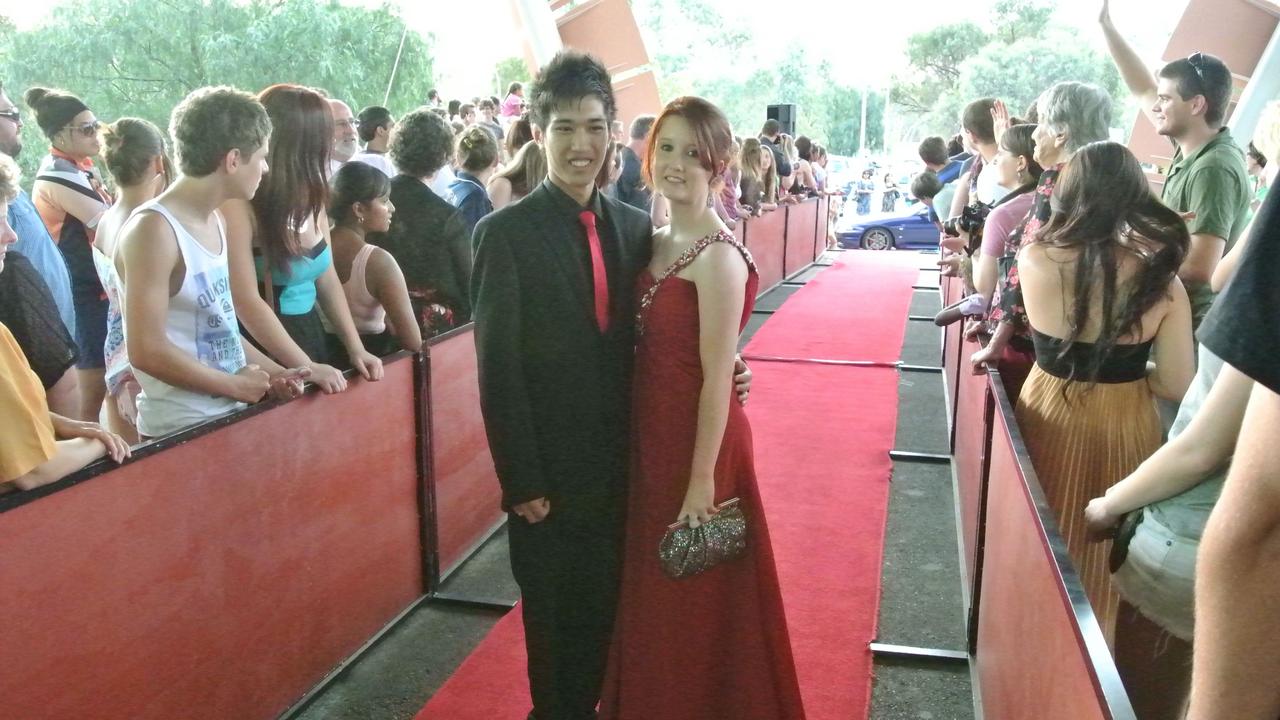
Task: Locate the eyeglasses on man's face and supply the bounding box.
[0,110,20,125]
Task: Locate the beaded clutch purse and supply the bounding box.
[658,498,748,579]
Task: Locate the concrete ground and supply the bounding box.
[869,277,976,720]
[291,251,974,720]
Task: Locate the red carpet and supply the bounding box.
[746,249,926,362]
[416,251,919,719]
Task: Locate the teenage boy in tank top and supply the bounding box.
[118,86,307,439]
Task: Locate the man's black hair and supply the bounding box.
[528,50,616,129]
[1158,53,1233,128]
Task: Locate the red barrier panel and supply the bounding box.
[0,357,424,720]
[975,375,1134,720]
[424,326,506,581]
[784,200,819,278]
[814,196,829,262]
[953,337,991,590]
[941,274,964,434]
[745,207,787,293]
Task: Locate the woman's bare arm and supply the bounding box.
[679,243,748,526]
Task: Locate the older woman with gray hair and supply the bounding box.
[971,81,1114,398]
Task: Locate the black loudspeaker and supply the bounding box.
[766,103,797,136]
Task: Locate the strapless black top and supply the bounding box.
[1032,329,1152,384]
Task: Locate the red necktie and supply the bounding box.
[578,210,610,333]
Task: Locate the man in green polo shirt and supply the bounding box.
[1100,0,1250,330]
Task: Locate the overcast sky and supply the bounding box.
[7,0,1189,96]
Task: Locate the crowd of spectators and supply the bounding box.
[0,60,843,496]
[10,8,1280,716]
[923,3,1280,716]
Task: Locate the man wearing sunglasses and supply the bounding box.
[1100,0,1250,332]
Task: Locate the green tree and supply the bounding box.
[0,0,434,181]
[890,22,988,115]
[492,56,528,99]
[958,39,1122,123]
[891,3,1121,140]
[992,0,1056,44]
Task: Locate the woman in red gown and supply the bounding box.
[600,97,805,720]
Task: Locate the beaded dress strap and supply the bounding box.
[636,229,756,336]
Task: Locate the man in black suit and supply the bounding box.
[473,52,747,720]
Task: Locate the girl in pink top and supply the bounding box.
[323,162,422,360]
[500,82,524,121]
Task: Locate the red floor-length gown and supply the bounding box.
[600,231,806,720]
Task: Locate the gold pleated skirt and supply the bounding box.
[1014,365,1162,643]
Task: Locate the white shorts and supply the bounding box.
[1113,513,1199,641]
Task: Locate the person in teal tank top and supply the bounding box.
[222,84,383,394]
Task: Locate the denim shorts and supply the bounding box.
[73,292,108,370]
[1113,513,1198,641]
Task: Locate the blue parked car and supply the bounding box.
[836,203,940,251]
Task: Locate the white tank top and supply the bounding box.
[321,243,386,335]
[126,201,248,437]
[975,161,1011,205]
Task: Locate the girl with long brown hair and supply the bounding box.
[1014,140,1194,642]
[738,137,777,215]
[487,139,547,210]
[222,83,382,393]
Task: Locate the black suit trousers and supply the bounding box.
[508,494,626,720]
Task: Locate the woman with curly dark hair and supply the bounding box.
[222,83,383,394]
[373,107,472,335]
[1013,140,1195,642]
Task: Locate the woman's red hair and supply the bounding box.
[642,96,733,190]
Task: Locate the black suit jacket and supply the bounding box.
[471,181,653,512]
[372,174,473,321]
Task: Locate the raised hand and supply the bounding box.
[991,99,1011,143]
